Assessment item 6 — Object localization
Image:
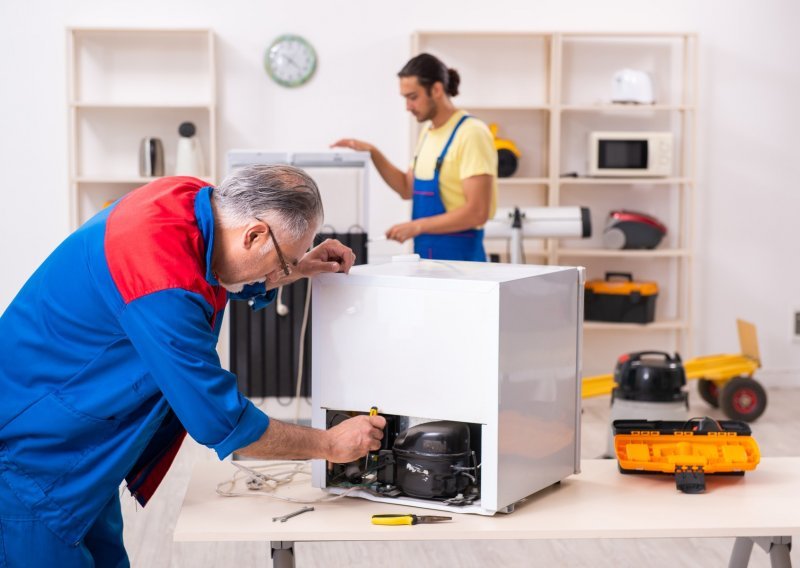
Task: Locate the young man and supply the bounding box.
[0,165,385,566]
[333,52,498,261]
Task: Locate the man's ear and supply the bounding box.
[242,220,267,250]
[431,81,445,100]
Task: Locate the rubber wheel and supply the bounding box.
[697,379,720,408]
[719,376,767,422]
[497,149,518,178]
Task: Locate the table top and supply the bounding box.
[174,457,800,543]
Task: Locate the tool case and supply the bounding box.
[584,272,658,323]
[612,418,761,493]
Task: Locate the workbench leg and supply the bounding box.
[729,537,754,568]
[270,541,295,568]
[729,536,792,568]
[766,537,792,568]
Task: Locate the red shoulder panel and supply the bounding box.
[105,177,221,311]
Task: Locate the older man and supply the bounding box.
[0,165,385,566]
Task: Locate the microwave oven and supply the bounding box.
[588,131,673,177]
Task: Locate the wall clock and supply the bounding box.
[264,34,317,88]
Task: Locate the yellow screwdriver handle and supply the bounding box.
[371,514,414,526]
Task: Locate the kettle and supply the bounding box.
[138,137,164,177]
[611,69,654,104]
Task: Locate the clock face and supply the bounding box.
[265,34,317,88]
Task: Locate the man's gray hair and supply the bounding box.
[214,164,324,238]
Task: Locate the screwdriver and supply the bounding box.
[371,514,452,526]
[363,406,378,476]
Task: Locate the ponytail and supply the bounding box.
[398,53,459,98]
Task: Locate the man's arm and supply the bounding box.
[237,414,386,463]
[331,139,414,199]
[385,173,493,242]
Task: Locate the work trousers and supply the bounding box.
[0,475,129,567]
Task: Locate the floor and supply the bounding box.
[122,386,800,567]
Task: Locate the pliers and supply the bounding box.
[371,514,452,526]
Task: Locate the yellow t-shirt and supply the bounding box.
[411,110,498,225]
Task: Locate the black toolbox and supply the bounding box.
[584,272,658,323]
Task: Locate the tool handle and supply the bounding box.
[371,514,414,526]
[369,406,378,416]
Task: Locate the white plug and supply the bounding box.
[276,286,289,316]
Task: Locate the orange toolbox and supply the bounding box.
[612,418,760,493]
[584,272,658,323]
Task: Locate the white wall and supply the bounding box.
[1,0,799,384]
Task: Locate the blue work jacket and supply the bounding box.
[0,178,273,546]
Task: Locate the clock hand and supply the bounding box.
[280,53,302,70]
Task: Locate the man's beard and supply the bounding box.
[415,101,436,123]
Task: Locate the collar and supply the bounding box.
[429,109,466,132]
[194,186,219,287]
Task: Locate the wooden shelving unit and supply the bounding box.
[66,28,217,228]
[413,31,697,374]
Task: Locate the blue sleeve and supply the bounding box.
[228,283,277,311]
[118,289,269,459]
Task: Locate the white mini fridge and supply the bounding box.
[311,258,584,515]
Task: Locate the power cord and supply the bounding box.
[217,461,363,503]
[293,281,312,424]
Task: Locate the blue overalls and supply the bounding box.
[412,114,487,261]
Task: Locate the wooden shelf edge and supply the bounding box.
[559,178,690,185]
[584,320,688,331]
[557,249,690,258]
[71,102,213,109]
[561,104,694,112]
[73,177,158,185]
[498,177,549,185]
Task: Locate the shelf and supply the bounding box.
[584,320,688,331]
[68,28,217,230]
[560,104,694,112]
[411,30,695,366]
[466,105,551,112]
[558,249,689,259]
[71,102,212,110]
[414,32,550,108]
[562,32,696,39]
[559,177,690,185]
[498,177,549,186]
[73,176,161,184]
[69,28,214,106]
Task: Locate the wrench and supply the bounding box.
[272,506,314,523]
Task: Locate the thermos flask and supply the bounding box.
[139,137,164,177]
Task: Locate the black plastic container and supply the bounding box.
[393,421,472,499]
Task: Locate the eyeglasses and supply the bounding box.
[256,217,291,277]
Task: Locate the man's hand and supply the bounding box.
[386,219,424,243]
[297,239,356,277]
[324,414,386,463]
[330,138,374,153]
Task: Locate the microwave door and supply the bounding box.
[599,140,648,172]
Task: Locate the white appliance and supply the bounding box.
[611,69,655,104]
[226,150,370,232]
[588,131,673,177]
[311,259,584,515]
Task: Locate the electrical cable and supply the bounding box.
[293,281,313,424]
[217,461,364,503]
